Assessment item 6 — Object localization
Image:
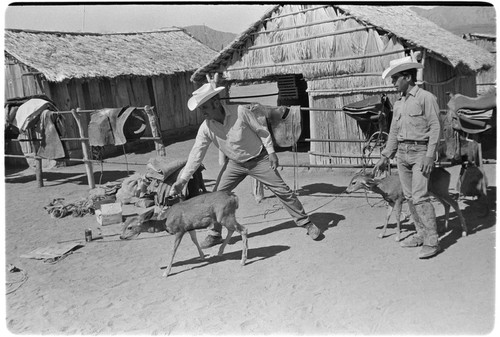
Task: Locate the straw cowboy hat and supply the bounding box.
[187,74,225,111]
[382,56,423,80]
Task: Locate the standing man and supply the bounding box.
[170,75,321,248]
[373,56,442,259]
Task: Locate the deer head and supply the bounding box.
[345,169,377,194]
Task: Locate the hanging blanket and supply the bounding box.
[88,107,147,146]
[248,103,302,147]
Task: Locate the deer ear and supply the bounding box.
[138,207,155,221]
[365,178,377,188]
[354,168,365,176]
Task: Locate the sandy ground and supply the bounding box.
[3,137,497,335]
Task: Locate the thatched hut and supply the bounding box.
[191,5,495,166]
[463,33,496,95]
[4,28,217,162]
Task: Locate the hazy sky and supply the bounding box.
[3,2,274,34]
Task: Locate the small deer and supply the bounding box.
[120,191,248,278]
[345,167,467,240]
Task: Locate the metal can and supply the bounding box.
[85,229,92,242]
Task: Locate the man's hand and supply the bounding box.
[169,178,188,196]
[372,156,389,175]
[420,156,434,177]
[269,152,279,170]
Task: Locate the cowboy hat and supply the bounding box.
[381,56,423,80]
[187,82,225,111]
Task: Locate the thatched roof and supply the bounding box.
[5,28,218,82]
[191,5,495,83]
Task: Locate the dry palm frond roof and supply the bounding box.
[5,28,218,82]
[191,5,495,83]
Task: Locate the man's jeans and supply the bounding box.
[209,153,311,236]
[397,143,438,246]
[396,143,430,204]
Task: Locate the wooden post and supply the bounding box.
[71,108,95,189]
[144,105,166,157]
[34,156,44,188]
[28,129,43,187]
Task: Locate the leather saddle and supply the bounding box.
[342,95,391,123]
[447,92,496,134]
[88,107,147,146]
[249,103,302,148]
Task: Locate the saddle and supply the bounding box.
[448,92,496,134]
[342,95,391,123]
[249,104,302,147]
[343,95,393,135]
[88,107,147,146]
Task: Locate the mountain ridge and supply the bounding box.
[410,6,495,35]
[183,25,237,51]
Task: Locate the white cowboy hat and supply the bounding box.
[187,82,225,111]
[381,56,423,80]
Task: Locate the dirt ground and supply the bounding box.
[3,137,497,335]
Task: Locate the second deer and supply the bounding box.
[345,167,467,241]
[120,191,248,277]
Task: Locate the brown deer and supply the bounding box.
[120,191,248,277]
[345,167,467,241]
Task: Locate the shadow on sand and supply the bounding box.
[162,245,290,277]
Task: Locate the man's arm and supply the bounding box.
[380,108,400,160]
[421,92,441,175]
[374,105,400,174]
[423,93,441,159]
[171,122,212,195]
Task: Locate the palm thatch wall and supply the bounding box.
[463,33,496,95]
[192,4,495,165]
[4,28,217,163]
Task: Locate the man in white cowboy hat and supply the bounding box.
[170,75,322,248]
[374,56,442,259]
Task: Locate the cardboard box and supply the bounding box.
[95,202,123,226]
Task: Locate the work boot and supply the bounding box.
[407,200,425,238]
[415,201,440,259]
[305,222,321,240]
[200,234,224,249]
[400,235,423,248]
[418,245,441,259]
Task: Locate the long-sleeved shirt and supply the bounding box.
[179,103,275,181]
[381,86,441,159]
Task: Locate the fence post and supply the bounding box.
[27,129,44,187]
[71,108,95,189]
[34,156,44,188]
[144,105,166,157]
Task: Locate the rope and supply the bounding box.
[362,189,386,208]
[6,266,29,295]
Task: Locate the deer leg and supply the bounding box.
[432,194,451,233]
[438,194,468,237]
[238,227,248,266]
[393,199,403,242]
[378,202,394,239]
[162,232,185,278]
[188,230,205,260]
[217,229,234,257]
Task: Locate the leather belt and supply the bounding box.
[399,140,428,145]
